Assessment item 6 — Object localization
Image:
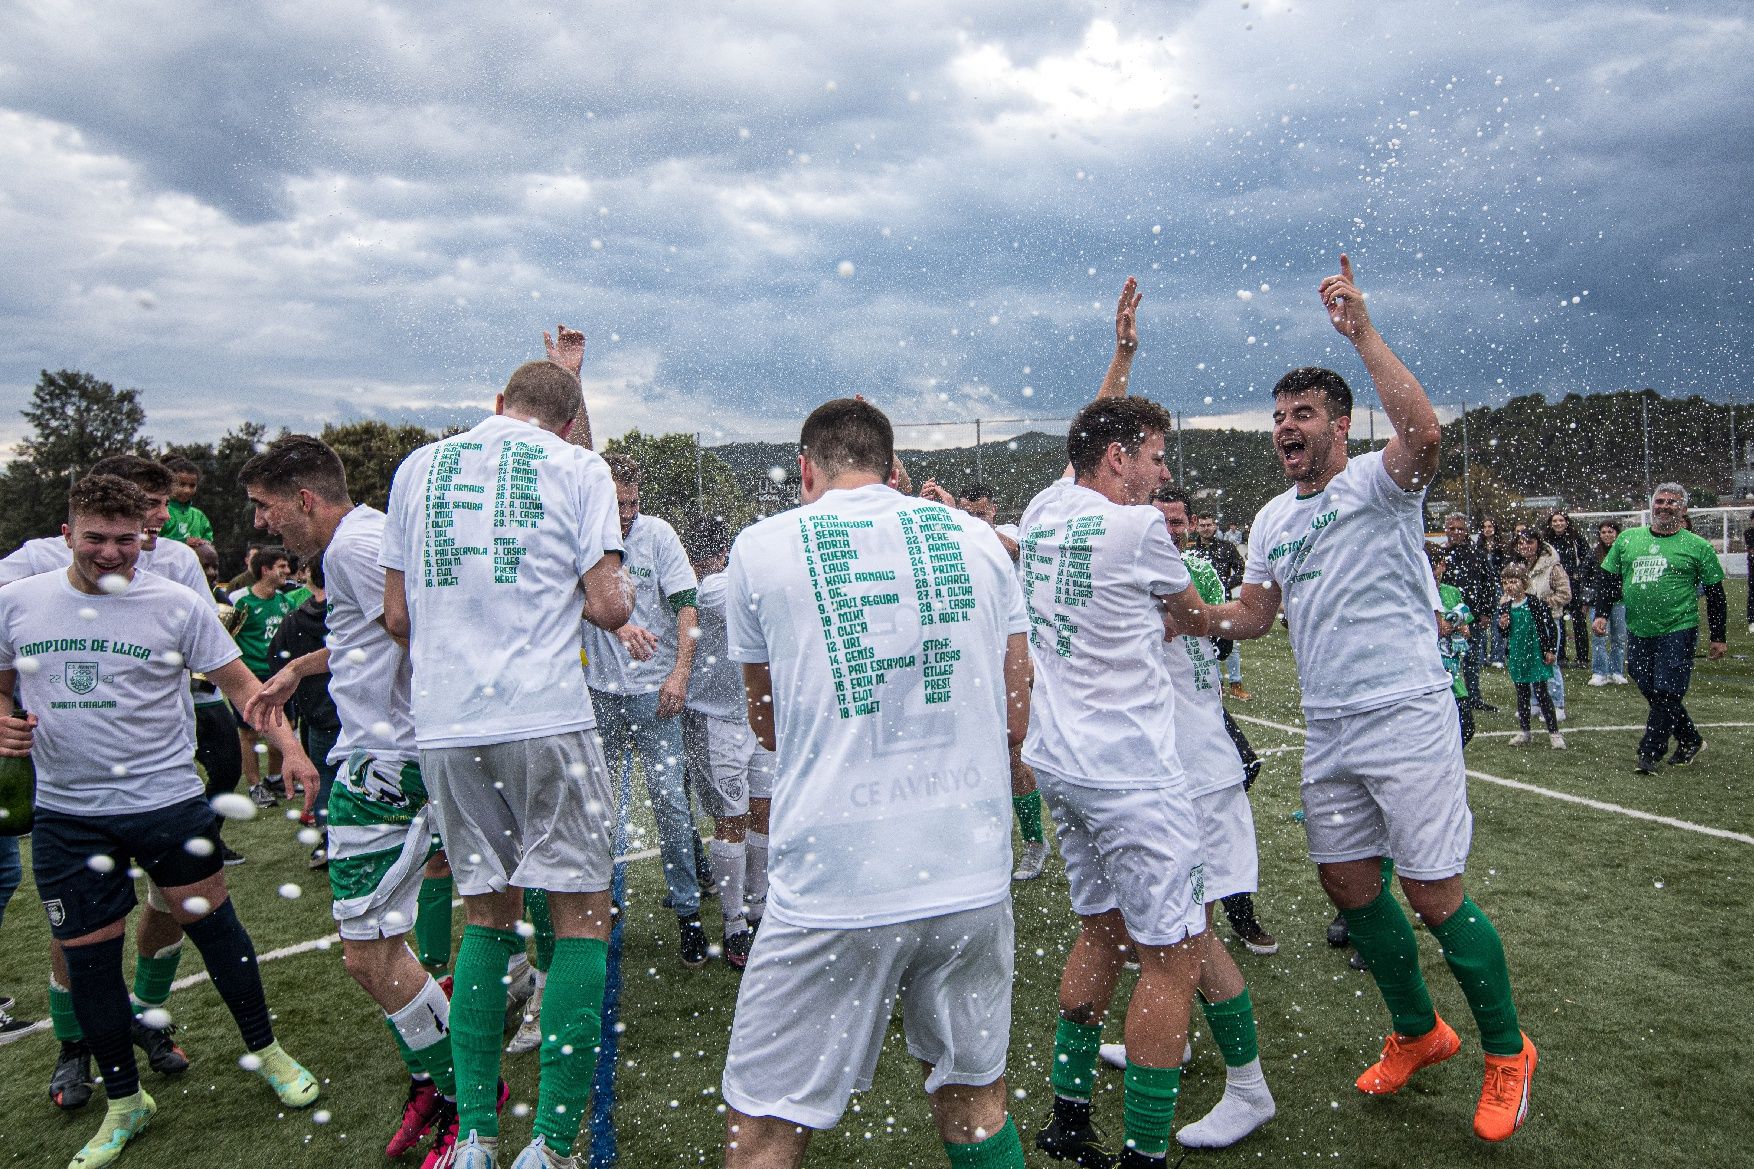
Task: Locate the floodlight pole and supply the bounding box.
[1641,396,1652,500]
[1461,402,1471,520]
[695,432,704,510]
[975,418,983,483]
[1176,412,1185,485]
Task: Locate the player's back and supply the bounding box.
[381,414,621,749]
[725,483,1024,929]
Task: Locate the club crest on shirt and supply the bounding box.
[64,662,100,695]
[44,899,66,927]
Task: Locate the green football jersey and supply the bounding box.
[161,500,214,544]
[1601,526,1724,638]
[231,586,311,676]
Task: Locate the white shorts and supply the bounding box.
[1036,771,1206,947]
[721,901,1014,1129]
[1193,783,1258,903]
[1300,687,1472,880]
[420,730,616,897]
[682,711,775,820]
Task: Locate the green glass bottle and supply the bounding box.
[0,707,34,837]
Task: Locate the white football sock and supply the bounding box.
[1176,1058,1275,1148]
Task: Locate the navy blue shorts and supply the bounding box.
[31,796,223,940]
[1627,629,1697,697]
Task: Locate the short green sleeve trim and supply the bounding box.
[667,589,697,614]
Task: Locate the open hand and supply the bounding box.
[617,624,659,662]
[1114,276,1142,353]
[545,324,586,376]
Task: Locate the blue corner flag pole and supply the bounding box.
[589,754,634,1168]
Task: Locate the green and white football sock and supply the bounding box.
[1177,989,1274,1149]
[130,941,182,1016]
[388,975,457,1098]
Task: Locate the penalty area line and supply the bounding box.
[1230,713,1754,846]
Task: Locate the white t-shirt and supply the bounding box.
[380,414,623,749]
[0,534,207,596]
[1165,634,1245,797]
[684,573,743,722]
[1019,477,1192,788]
[322,506,417,763]
[0,569,239,815]
[581,513,696,696]
[726,483,1026,929]
[1243,450,1449,718]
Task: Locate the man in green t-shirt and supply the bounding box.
[228,546,311,804]
[1596,483,1727,773]
[160,457,216,545]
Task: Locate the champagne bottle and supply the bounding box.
[0,707,33,837]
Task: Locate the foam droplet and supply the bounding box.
[78,607,99,621]
[141,1008,172,1030]
[182,896,212,915]
[279,883,303,900]
[238,1052,263,1072]
[211,792,257,821]
[98,574,129,595]
[87,854,117,874]
[184,837,215,857]
[836,260,856,278]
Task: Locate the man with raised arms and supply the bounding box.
[1021,391,1217,1169]
[1208,255,1536,1142]
[0,475,320,1169]
[382,357,630,1169]
[721,398,1033,1168]
[238,435,467,1168]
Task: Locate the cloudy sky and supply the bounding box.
[2,0,1750,452]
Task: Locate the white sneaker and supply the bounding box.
[1612,673,1629,685]
[1012,840,1048,881]
[1555,707,1567,722]
[510,1135,578,1169]
[505,983,544,1054]
[1549,733,1566,750]
[1507,731,1531,746]
[1587,674,1609,687]
[1490,661,1506,669]
[454,1131,499,1169]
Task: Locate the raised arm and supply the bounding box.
[1095,276,1142,400]
[1321,255,1442,490]
[546,324,594,450]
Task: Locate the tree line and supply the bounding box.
[2,370,1743,569]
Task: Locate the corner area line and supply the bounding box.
[1229,712,1754,847]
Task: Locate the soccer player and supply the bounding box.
[1208,255,1536,1141]
[228,545,310,810]
[0,455,213,1108]
[1594,483,1728,773]
[676,515,773,970]
[1189,511,1251,701]
[720,397,1032,1168]
[1021,393,1218,1168]
[382,357,630,1169]
[0,474,320,1169]
[158,457,215,546]
[579,454,708,966]
[236,435,467,1166]
[1146,487,1274,1148]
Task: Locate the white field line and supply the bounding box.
[155,846,667,995]
[1232,713,1754,846]
[1471,722,1754,739]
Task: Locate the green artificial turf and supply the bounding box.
[0,580,1748,1167]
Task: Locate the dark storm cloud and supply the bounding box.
[0,0,1749,451]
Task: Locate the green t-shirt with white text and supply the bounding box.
[161,500,213,544]
[1601,526,1724,638]
[231,586,311,676]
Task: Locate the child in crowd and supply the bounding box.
[1432,550,1475,745]
[1497,564,1564,749]
[161,455,216,544]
